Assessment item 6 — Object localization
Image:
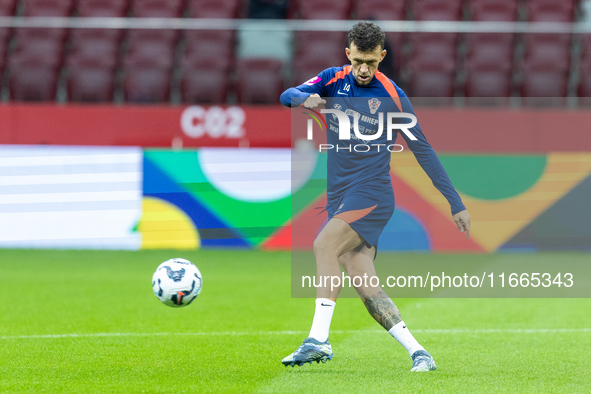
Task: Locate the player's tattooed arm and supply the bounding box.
[361,290,402,331]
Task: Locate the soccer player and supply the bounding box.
[279,22,471,372]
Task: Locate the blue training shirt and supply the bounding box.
[280,65,466,215]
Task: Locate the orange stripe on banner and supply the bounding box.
[375,71,403,112]
[326,65,353,86]
[333,205,377,224]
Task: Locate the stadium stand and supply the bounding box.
[578,34,591,103]
[0,0,586,104]
[464,32,514,98]
[187,0,242,18]
[69,28,120,61]
[354,0,404,20]
[413,0,463,21]
[77,0,128,17]
[519,34,571,102]
[181,57,230,103]
[67,56,116,101]
[67,29,119,102]
[9,59,59,100]
[469,0,518,21]
[184,29,235,70]
[131,0,183,18]
[0,0,16,15]
[526,0,575,22]
[236,58,284,104]
[298,0,352,20]
[181,29,234,104]
[123,61,171,103]
[406,31,457,97]
[407,55,456,98]
[122,29,176,103]
[23,0,73,16]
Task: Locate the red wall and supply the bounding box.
[1,104,590,152]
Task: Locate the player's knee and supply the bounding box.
[313,236,335,259]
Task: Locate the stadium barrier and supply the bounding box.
[1,104,591,152]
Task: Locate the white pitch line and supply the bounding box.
[2,328,590,340]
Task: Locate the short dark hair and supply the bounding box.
[347,21,385,52]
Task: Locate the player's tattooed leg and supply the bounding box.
[361,290,402,331]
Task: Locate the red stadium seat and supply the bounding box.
[9,59,59,101]
[15,26,67,44]
[527,0,575,22]
[291,55,338,87]
[520,34,571,102]
[180,58,230,104]
[0,25,9,45]
[67,57,115,102]
[408,33,457,66]
[294,31,347,64]
[0,36,7,74]
[69,29,121,62]
[0,0,16,15]
[184,30,235,70]
[187,0,242,18]
[127,29,177,46]
[181,68,230,104]
[464,58,512,97]
[466,33,514,69]
[13,28,65,70]
[131,0,182,18]
[580,34,591,98]
[407,56,455,97]
[520,61,569,99]
[578,58,591,100]
[522,34,572,73]
[184,30,234,56]
[354,0,405,20]
[124,64,171,103]
[469,0,518,21]
[123,45,174,71]
[182,47,232,73]
[299,0,352,19]
[413,0,462,21]
[236,58,284,104]
[23,0,73,16]
[124,29,177,72]
[76,0,128,17]
[464,70,512,98]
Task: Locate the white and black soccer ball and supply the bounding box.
[152,258,202,307]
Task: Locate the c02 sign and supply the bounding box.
[181,106,246,139]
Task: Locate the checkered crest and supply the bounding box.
[368,98,381,114]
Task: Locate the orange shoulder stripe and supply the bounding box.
[374,71,403,112]
[325,65,353,86]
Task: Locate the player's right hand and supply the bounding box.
[453,210,471,239]
[303,94,326,108]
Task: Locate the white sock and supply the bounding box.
[308,298,336,342]
[388,320,425,357]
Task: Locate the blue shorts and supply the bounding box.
[327,180,395,249]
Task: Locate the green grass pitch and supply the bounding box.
[0,249,590,393]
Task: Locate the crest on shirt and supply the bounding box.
[368,98,381,114]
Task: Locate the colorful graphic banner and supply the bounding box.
[1,146,589,252]
[0,145,142,249]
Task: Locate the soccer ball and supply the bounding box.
[152,258,202,307]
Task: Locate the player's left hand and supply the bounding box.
[453,210,471,239]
